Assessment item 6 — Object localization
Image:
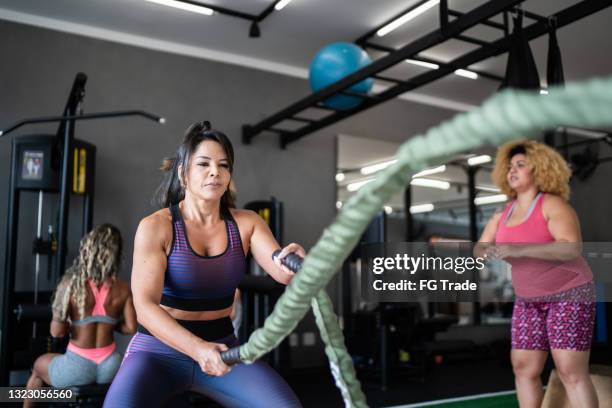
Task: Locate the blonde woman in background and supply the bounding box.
[24,224,137,407]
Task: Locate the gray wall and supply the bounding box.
[0,20,456,366]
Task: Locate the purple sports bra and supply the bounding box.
[160,204,246,311]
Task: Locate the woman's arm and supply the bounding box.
[50,320,69,338]
[473,212,502,258]
[115,292,137,335]
[245,210,304,285]
[50,277,70,337]
[132,214,229,375]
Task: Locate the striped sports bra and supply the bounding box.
[160,204,246,311]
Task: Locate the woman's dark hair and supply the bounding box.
[508,144,527,159]
[156,121,236,216]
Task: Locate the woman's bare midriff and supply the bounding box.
[161,304,232,321]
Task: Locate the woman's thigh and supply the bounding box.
[103,352,191,408]
[547,300,596,351]
[511,299,550,350]
[192,360,302,408]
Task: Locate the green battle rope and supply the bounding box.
[243,77,612,407]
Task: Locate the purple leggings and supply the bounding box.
[103,333,301,408]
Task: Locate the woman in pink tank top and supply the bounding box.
[477,140,597,408]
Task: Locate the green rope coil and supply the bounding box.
[241,77,612,407]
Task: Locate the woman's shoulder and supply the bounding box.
[541,193,569,210]
[138,208,172,232]
[229,208,259,222]
[229,208,260,230]
[110,276,132,299]
[541,193,574,217]
[135,208,173,249]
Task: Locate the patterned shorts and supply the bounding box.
[511,283,596,351]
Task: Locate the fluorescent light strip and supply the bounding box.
[377,0,440,37]
[347,178,374,192]
[410,203,435,214]
[454,69,478,80]
[467,155,491,166]
[274,0,292,11]
[476,185,501,193]
[413,165,446,178]
[540,89,549,95]
[406,59,440,70]
[405,59,479,81]
[474,194,507,205]
[145,0,214,15]
[361,159,397,175]
[410,178,450,190]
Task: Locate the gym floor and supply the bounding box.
[290,357,519,407]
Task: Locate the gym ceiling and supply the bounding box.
[2,0,611,111]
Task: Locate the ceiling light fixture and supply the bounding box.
[412,165,446,178]
[377,0,440,37]
[406,59,440,70]
[249,21,261,38]
[540,89,549,95]
[274,0,292,11]
[476,185,501,192]
[361,159,397,175]
[410,203,435,214]
[347,178,374,192]
[474,194,507,205]
[384,206,393,214]
[145,0,214,15]
[404,59,479,81]
[410,178,450,190]
[335,172,345,182]
[467,154,492,166]
[454,69,478,80]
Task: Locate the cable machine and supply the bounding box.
[0,72,164,385]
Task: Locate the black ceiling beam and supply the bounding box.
[243,0,523,146]
[174,0,284,36]
[257,0,284,21]
[447,9,506,31]
[279,0,612,147]
[363,41,503,82]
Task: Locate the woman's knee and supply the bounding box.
[556,363,589,387]
[512,356,544,380]
[552,349,591,387]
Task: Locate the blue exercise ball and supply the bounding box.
[309,42,374,110]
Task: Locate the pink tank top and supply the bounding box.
[495,193,592,298]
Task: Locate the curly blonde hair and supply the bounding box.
[491,139,572,201]
[51,224,122,321]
